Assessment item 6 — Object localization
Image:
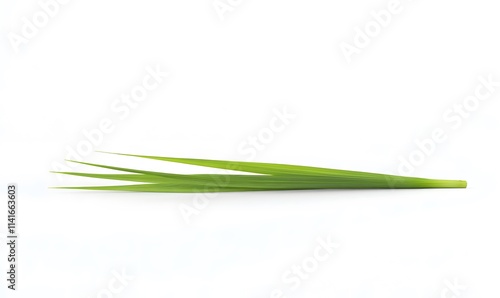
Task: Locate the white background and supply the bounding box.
[1,0,499,297]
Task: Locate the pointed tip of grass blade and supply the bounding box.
[64,159,89,166]
[96,151,133,157]
[49,186,100,191]
[96,150,115,155]
[49,186,78,190]
[51,171,79,175]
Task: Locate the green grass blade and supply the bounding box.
[55,170,466,190]
[52,154,467,192]
[59,163,460,187]
[52,172,179,183]
[54,177,466,192]
[53,184,258,192]
[99,152,452,183]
